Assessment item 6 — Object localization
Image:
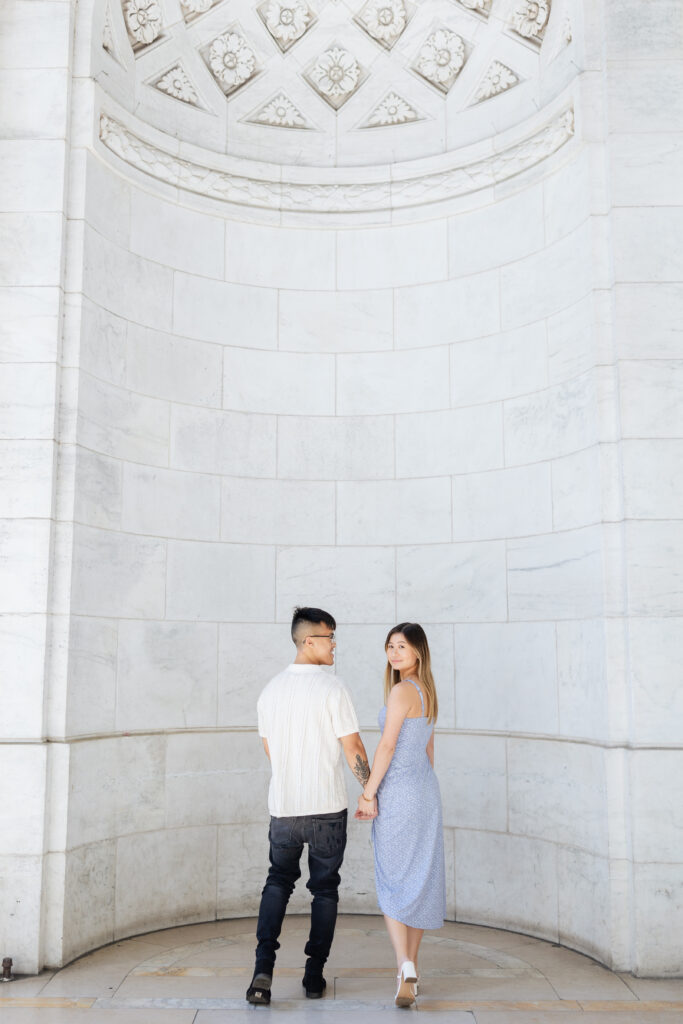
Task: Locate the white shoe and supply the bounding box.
[395,960,417,1007]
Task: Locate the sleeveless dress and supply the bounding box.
[371,679,446,929]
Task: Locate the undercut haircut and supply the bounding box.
[291,606,336,645]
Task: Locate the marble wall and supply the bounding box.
[1,0,682,979]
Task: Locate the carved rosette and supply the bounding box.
[123,0,162,49]
[259,0,314,52]
[457,0,491,14]
[361,91,420,127]
[357,0,408,50]
[154,64,200,105]
[414,29,466,94]
[248,92,312,128]
[179,0,218,21]
[103,7,115,53]
[510,0,551,43]
[473,61,519,103]
[306,47,363,110]
[207,30,258,95]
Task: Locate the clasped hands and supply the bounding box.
[354,794,378,820]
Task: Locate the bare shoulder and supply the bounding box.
[387,680,417,707]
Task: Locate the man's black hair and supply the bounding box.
[291,606,336,643]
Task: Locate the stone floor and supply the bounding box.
[2,915,683,1023]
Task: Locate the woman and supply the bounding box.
[356,623,446,1007]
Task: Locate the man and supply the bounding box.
[246,606,377,1005]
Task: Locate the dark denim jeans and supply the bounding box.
[254,809,348,975]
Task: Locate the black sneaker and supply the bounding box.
[246,971,272,1005]
[302,973,326,999]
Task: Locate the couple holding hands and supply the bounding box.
[247,606,445,1009]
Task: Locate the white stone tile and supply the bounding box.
[629,617,683,744]
[217,823,270,916]
[223,347,335,415]
[337,220,448,290]
[277,546,395,623]
[278,288,393,353]
[122,463,220,541]
[504,373,597,465]
[63,841,116,961]
[73,447,122,530]
[0,212,63,286]
[395,271,500,349]
[0,140,66,212]
[221,477,335,545]
[607,2,683,61]
[438,735,507,831]
[0,286,59,362]
[551,446,602,531]
[116,827,217,939]
[337,347,449,415]
[509,738,609,856]
[397,542,507,623]
[71,524,166,618]
[171,405,276,477]
[613,207,683,283]
[631,750,683,863]
[76,298,127,386]
[615,283,683,360]
[165,732,270,829]
[0,362,56,440]
[77,373,169,466]
[68,735,166,847]
[0,519,51,613]
[452,463,552,542]
[625,520,683,616]
[0,745,46,856]
[130,190,224,278]
[633,862,683,975]
[0,68,68,139]
[166,540,275,621]
[337,477,452,546]
[610,133,683,207]
[218,623,293,728]
[225,221,335,290]
[448,186,544,276]
[65,616,117,737]
[117,621,218,731]
[277,414,394,481]
[607,61,683,134]
[0,854,43,974]
[454,622,558,733]
[556,618,609,741]
[0,440,54,517]
[543,149,592,245]
[623,440,683,519]
[500,223,593,328]
[0,614,46,739]
[558,847,611,964]
[620,359,683,438]
[173,273,277,349]
[547,295,596,385]
[455,830,558,940]
[82,225,173,331]
[125,325,223,407]
[451,322,547,407]
[508,526,604,621]
[396,405,504,477]
[83,151,131,248]
[0,2,71,68]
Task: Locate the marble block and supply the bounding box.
[397,541,507,623]
[337,477,452,546]
[452,463,552,541]
[337,346,450,416]
[631,749,683,863]
[395,405,504,477]
[0,614,47,738]
[223,347,335,415]
[279,288,393,353]
[125,324,223,407]
[218,622,293,727]
[277,414,395,481]
[130,189,224,277]
[438,734,507,832]
[171,405,276,478]
[167,541,275,621]
[450,322,547,407]
[63,840,116,963]
[558,847,610,964]
[277,545,395,623]
[122,463,221,541]
[0,362,56,440]
[395,272,500,349]
[173,273,277,348]
[629,617,683,744]
[71,525,166,619]
[221,477,335,545]
[337,220,448,290]
[507,526,603,620]
[0,744,47,855]
[0,853,43,974]
[65,616,117,737]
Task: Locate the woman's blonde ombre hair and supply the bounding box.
[383,622,438,725]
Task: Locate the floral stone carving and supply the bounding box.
[123,0,162,48]
[414,29,466,94]
[510,0,550,42]
[472,61,519,102]
[246,92,312,128]
[306,47,362,110]
[356,0,409,50]
[207,30,258,95]
[259,0,314,51]
[457,0,491,13]
[361,91,420,127]
[153,64,201,105]
[180,0,213,16]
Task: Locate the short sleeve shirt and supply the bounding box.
[257,663,360,817]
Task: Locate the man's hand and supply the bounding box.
[354,794,377,820]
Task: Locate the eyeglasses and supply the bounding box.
[307,633,335,641]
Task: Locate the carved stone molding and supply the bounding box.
[305,46,365,110]
[245,92,314,128]
[472,61,520,104]
[123,0,162,50]
[98,106,574,214]
[356,0,410,51]
[150,63,203,106]
[258,0,315,52]
[360,91,421,128]
[510,0,551,44]
[413,28,466,94]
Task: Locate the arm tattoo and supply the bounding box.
[353,754,370,786]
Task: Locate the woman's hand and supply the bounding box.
[355,794,377,820]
